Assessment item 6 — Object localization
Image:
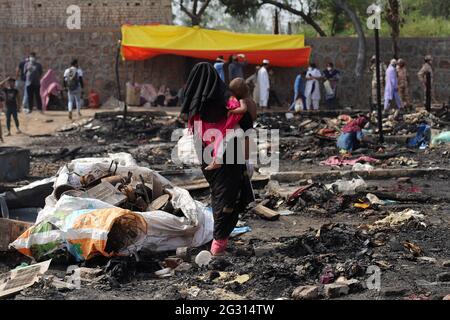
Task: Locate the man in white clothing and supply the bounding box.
[305,63,322,110]
[257,59,270,108]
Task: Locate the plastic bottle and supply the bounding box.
[195,250,212,267]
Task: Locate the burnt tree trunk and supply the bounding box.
[386,0,401,59]
[334,0,366,79]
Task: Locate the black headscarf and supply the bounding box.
[181,62,228,123]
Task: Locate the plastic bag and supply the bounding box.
[175,129,200,166]
[294,98,304,112]
[11,196,147,262]
[326,177,367,195]
[13,154,214,259]
[324,80,334,96]
[431,131,450,145]
[352,163,374,172]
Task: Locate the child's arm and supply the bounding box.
[0,77,10,88]
[228,99,248,115]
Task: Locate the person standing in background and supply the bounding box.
[396,59,411,110]
[304,63,322,110]
[245,66,261,105]
[384,59,402,112]
[24,52,43,114]
[228,54,247,82]
[417,55,435,104]
[370,55,387,107]
[257,60,270,109]
[289,70,306,112]
[16,55,29,110]
[323,63,341,109]
[0,77,22,137]
[63,59,84,120]
[214,56,226,82]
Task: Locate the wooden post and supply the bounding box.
[426,71,431,112]
[254,204,280,221]
[115,40,127,127]
[374,28,384,143]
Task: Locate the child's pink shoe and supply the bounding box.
[210,238,228,256]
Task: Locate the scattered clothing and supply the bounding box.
[407,124,431,149]
[321,156,379,167]
[40,70,62,111]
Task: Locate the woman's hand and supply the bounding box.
[179,113,188,122]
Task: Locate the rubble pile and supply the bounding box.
[1,109,449,301]
[57,112,184,145]
[257,181,348,216]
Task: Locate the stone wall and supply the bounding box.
[0,0,172,28]
[0,0,179,104]
[206,37,450,108]
[0,0,448,110]
[302,37,450,108]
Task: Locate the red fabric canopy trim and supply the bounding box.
[122,46,311,68]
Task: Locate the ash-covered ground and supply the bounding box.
[2,108,450,300]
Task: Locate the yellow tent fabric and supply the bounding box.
[121,24,311,67]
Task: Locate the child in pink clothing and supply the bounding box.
[204,79,249,171]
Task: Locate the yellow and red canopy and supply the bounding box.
[121,24,311,67]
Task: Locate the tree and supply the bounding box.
[220,0,366,78]
[221,0,328,37]
[385,0,402,59]
[418,0,450,19]
[334,0,366,79]
[273,9,280,34]
[178,0,213,26]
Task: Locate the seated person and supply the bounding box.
[336,116,369,153]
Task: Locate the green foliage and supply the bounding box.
[173,0,450,37]
[219,0,259,20]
